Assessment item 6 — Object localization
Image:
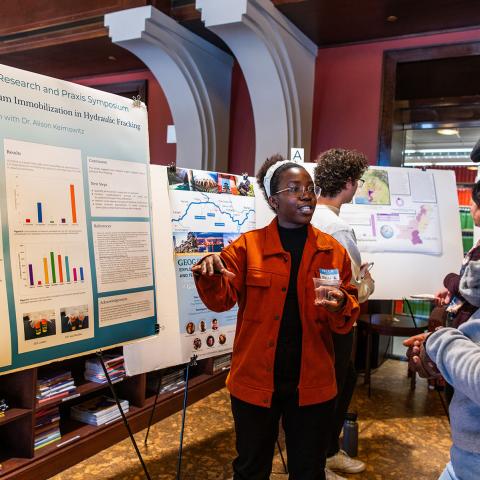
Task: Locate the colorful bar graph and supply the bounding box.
[43,257,49,284]
[80,267,84,281]
[73,267,77,282]
[28,264,34,286]
[57,255,63,283]
[70,184,77,224]
[50,252,56,283]
[37,202,43,223]
[65,256,70,282]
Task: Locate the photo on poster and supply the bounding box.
[218,173,240,195]
[355,169,391,205]
[190,170,219,193]
[236,174,255,197]
[168,167,191,191]
[60,305,89,333]
[174,232,225,253]
[23,309,56,341]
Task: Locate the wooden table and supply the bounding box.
[358,313,429,396]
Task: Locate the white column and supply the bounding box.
[105,6,233,171]
[196,0,318,170]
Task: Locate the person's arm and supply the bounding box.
[426,318,480,406]
[331,229,374,303]
[459,260,480,307]
[193,236,246,312]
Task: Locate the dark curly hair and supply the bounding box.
[472,179,480,207]
[314,148,369,197]
[256,154,303,209]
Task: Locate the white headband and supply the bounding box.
[263,160,293,197]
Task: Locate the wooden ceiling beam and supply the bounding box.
[0,22,107,55]
[171,0,309,23]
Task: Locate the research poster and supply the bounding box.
[0,64,156,374]
[305,165,443,255]
[168,167,255,360]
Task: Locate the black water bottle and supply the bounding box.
[342,412,358,457]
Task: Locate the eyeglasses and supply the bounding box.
[273,185,321,197]
[358,178,366,187]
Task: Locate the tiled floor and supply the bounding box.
[51,359,451,480]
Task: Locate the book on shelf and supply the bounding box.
[70,395,129,426]
[36,368,77,403]
[84,355,126,384]
[147,368,185,394]
[34,406,61,450]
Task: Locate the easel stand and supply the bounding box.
[97,352,152,480]
[144,370,163,446]
[176,354,197,480]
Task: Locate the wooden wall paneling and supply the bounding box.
[0,368,36,410]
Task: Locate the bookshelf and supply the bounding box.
[0,350,228,480]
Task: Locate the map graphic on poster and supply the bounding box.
[339,168,442,254]
[354,169,391,205]
[0,64,156,373]
[168,167,255,360]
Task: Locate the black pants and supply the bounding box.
[231,392,335,480]
[327,329,357,458]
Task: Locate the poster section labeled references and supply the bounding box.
[0,64,155,373]
[340,167,442,254]
[168,167,255,360]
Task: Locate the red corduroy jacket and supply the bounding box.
[194,219,360,407]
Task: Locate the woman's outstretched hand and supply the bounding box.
[191,254,236,279]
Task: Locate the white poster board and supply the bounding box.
[0,64,156,374]
[255,165,463,300]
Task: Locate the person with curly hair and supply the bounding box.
[192,154,360,480]
[313,148,373,479]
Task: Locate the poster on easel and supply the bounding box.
[168,166,255,361]
[340,167,442,254]
[0,64,157,374]
[255,163,462,300]
[123,165,256,376]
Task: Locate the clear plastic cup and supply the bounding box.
[313,278,341,305]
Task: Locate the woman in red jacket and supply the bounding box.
[193,155,360,480]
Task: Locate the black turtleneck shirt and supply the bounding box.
[273,224,308,395]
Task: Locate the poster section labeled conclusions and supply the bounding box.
[168,168,255,360]
[0,64,156,373]
[340,167,442,254]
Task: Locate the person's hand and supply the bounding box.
[191,254,236,279]
[403,333,441,379]
[362,270,373,282]
[316,286,346,312]
[434,288,451,306]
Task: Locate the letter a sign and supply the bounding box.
[290,148,304,163]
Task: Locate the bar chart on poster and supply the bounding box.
[0,63,157,374]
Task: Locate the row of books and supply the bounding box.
[70,395,129,426]
[36,369,77,404]
[212,354,232,373]
[147,368,185,395]
[84,355,125,384]
[35,355,126,406]
[34,406,61,449]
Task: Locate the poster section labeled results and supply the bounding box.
[340,167,442,254]
[168,167,255,360]
[0,64,155,373]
